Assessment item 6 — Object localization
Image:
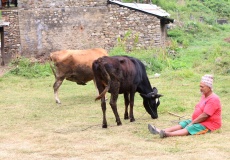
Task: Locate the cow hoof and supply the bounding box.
[56,101,61,104]
[124,113,129,119]
[102,124,107,128]
[117,122,122,126]
[124,114,129,120]
[130,118,135,122]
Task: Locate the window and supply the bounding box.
[1,0,18,8]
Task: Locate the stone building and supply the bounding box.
[0,0,173,64]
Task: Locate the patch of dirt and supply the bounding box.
[224,37,230,43]
[0,66,11,77]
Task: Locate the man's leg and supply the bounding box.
[165,128,189,137]
[148,124,183,134]
[164,125,183,132]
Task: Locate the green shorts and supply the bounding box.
[179,119,210,135]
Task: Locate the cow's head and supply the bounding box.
[140,87,163,119]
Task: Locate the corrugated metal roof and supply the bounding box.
[108,0,174,23]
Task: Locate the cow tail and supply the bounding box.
[49,57,56,78]
[95,63,111,101]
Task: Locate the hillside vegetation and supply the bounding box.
[117,0,230,75]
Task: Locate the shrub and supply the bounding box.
[109,47,170,73]
[8,57,52,78]
[202,0,230,18]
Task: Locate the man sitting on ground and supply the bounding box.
[148,74,222,138]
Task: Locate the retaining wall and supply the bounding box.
[1,0,167,63]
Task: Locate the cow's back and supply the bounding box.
[93,56,138,93]
[71,48,108,68]
[50,48,107,65]
[50,48,108,83]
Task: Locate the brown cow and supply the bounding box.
[50,48,108,104]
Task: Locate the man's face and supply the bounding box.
[200,82,211,95]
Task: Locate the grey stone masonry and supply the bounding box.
[1,0,168,63]
[19,0,107,8]
[1,10,20,64]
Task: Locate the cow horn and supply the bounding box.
[156,94,163,98]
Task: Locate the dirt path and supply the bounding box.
[0,65,10,77]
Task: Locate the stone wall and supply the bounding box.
[2,0,167,63]
[19,0,107,8]
[105,5,163,50]
[18,5,109,59]
[1,10,20,64]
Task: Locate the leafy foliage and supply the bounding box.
[109,46,169,73]
[8,57,52,78]
[123,0,230,19]
[121,0,230,75]
[202,0,230,18]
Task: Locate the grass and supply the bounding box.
[0,71,230,159]
[1,0,230,159]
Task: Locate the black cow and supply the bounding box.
[92,56,162,128]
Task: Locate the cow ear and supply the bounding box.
[155,94,163,98]
[152,87,158,94]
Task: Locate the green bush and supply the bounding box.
[187,1,212,13]
[8,58,52,78]
[109,47,170,73]
[151,0,179,11]
[203,0,230,18]
[168,28,192,48]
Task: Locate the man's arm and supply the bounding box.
[191,113,210,124]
